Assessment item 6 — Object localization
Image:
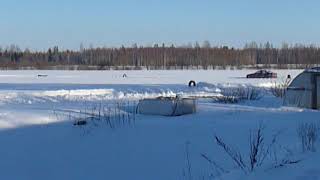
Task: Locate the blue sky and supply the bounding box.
[0,0,319,50]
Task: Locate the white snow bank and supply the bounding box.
[0,111,57,129]
[35,89,114,97]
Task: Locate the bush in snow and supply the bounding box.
[216,86,264,103]
[214,95,241,104]
[200,124,300,177]
[213,124,272,173]
[270,83,286,98]
[297,122,319,152]
[246,87,264,100]
[270,77,291,98]
[182,142,193,180]
[55,100,138,130]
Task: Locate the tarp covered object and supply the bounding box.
[137,97,196,116]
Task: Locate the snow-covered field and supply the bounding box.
[0,69,302,85]
[0,69,319,180]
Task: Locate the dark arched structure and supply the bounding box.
[188,80,196,87]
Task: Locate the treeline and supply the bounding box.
[0,42,320,70]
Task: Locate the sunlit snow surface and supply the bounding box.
[0,69,302,84]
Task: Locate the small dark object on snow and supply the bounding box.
[189,80,196,87]
[123,73,127,78]
[37,74,48,77]
[73,120,87,126]
[246,70,277,78]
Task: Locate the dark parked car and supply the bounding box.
[246,70,277,78]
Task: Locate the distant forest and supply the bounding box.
[0,42,320,70]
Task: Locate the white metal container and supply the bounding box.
[137,97,196,116]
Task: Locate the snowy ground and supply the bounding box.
[0,69,319,180]
[0,69,301,85]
